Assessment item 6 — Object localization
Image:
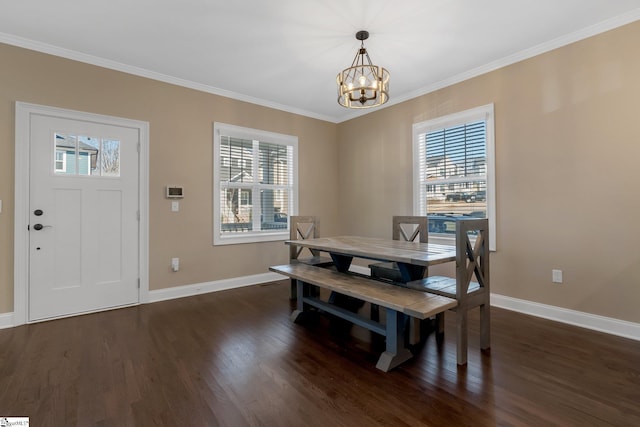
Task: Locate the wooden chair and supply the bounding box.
[369,216,429,281]
[288,216,333,299]
[406,218,490,365]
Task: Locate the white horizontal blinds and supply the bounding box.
[219,136,253,183]
[422,119,487,220]
[425,121,486,180]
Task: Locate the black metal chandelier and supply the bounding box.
[336,30,390,109]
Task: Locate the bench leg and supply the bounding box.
[375,308,412,372]
[409,318,422,345]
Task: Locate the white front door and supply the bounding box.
[28,113,140,321]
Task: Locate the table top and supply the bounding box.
[285,235,456,267]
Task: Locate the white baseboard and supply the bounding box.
[148,272,285,303]
[491,293,640,341]
[3,275,638,342]
[0,311,15,329]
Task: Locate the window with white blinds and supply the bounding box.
[213,123,298,245]
[413,104,496,250]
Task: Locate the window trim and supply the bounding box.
[412,103,496,251]
[213,122,298,246]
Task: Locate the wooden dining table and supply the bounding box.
[278,235,460,370]
[285,235,457,283]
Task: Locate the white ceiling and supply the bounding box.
[1,1,640,123]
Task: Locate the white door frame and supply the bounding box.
[14,102,150,325]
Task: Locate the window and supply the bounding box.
[54,133,120,177]
[213,123,298,245]
[54,150,66,172]
[413,104,496,250]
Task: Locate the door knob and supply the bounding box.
[33,224,53,231]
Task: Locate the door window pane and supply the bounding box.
[53,134,120,177]
[55,134,76,175]
[100,139,121,177]
[79,136,99,176]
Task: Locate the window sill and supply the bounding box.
[213,230,289,246]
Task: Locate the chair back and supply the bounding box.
[392,216,428,243]
[289,215,322,260]
[454,218,490,300]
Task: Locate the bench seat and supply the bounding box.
[271,263,457,319]
[270,263,457,371]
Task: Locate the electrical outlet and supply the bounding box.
[171,258,179,272]
[552,269,563,283]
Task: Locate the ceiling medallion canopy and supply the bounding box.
[337,30,390,109]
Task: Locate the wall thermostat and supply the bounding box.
[166,186,184,199]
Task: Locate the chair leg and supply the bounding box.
[456,311,468,365]
[480,303,490,350]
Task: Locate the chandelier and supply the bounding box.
[337,30,390,109]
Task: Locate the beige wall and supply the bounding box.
[0,43,339,313]
[337,22,640,323]
[2,21,639,325]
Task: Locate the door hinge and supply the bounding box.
[138,278,140,289]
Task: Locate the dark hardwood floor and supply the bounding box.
[1,280,639,426]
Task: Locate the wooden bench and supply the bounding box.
[269,263,457,372]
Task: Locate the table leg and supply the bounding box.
[396,262,426,282]
[375,308,413,372]
[329,253,353,272]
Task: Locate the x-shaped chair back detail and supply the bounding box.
[289,216,321,260]
[455,218,490,300]
[392,216,428,243]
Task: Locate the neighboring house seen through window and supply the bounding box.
[413,104,496,250]
[213,123,298,245]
